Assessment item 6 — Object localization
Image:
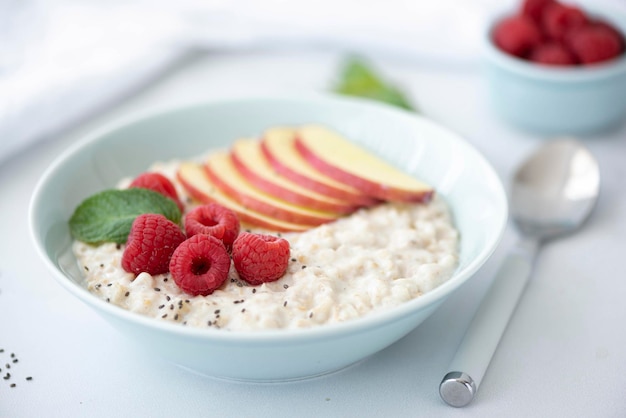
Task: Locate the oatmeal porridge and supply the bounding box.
[73,159,458,331]
[72,124,460,332]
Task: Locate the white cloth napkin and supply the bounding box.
[0,1,185,165]
[1,0,623,166]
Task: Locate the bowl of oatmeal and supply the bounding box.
[30,95,507,382]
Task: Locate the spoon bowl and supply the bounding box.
[511,139,601,240]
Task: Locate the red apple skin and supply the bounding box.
[203,156,340,227]
[176,164,310,232]
[294,136,433,203]
[231,142,359,214]
[260,135,378,207]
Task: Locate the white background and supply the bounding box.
[2,0,626,415]
[2,49,626,417]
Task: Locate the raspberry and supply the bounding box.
[184,203,240,248]
[232,232,290,285]
[493,15,542,58]
[169,234,231,296]
[130,172,185,213]
[529,42,577,65]
[542,3,588,42]
[591,20,625,52]
[122,214,186,276]
[567,25,623,64]
[521,0,554,23]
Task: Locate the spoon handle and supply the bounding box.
[439,238,538,407]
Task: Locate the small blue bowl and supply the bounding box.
[484,7,626,135]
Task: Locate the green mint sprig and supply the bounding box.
[334,57,416,111]
[69,188,182,245]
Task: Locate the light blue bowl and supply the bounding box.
[484,6,626,135]
[29,95,507,382]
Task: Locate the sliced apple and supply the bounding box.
[261,127,377,206]
[205,151,342,226]
[295,125,433,203]
[177,162,312,232]
[231,139,359,215]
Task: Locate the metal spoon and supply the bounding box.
[439,139,600,407]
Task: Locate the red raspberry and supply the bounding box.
[567,25,623,64]
[529,42,577,65]
[542,3,588,42]
[521,0,554,23]
[592,20,625,52]
[232,232,290,285]
[184,203,240,248]
[169,234,231,296]
[122,214,186,276]
[493,15,542,58]
[129,172,185,213]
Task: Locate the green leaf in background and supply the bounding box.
[334,57,416,111]
[69,188,182,245]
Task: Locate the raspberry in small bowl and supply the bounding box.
[484,0,626,134]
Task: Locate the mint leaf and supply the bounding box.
[69,188,182,245]
[334,57,415,111]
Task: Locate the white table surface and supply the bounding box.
[2,50,625,417]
